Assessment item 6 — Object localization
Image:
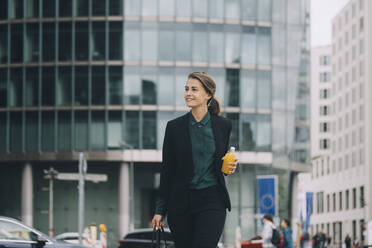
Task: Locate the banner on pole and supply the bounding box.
[257,176,277,216]
[305,192,313,230]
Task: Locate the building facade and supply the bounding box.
[0,0,310,246]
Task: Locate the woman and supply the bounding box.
[281,219,294,248]
[261,214,276,248]
[151,72,238,248]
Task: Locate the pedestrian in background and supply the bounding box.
[353,237,359,248]
[260,214,276,248]
[281,219,294,248]
[345,234,352,248]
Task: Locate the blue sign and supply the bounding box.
[305,192,313,230]
[257,176,276,216]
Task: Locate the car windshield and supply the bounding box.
[0,219,39,241]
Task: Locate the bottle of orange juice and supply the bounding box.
[221,147,236,174]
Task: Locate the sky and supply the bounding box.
[310,0,350,48]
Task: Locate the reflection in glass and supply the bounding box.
[158,68,174,105]
[41,111,55,151]
[242,27,256,65]
[257,70,271,109]
[92,67,105,105]
[272,111,285,153]
[256,114,271,151]
[58,111,71,150]
[193,0,208,18]
[75,22,89,61]
[225,32,240,64]
[43,0,55,17]
[193,31,208,63]
[9,68,23,107]
[25,23,39,62]
[258,0,272,22]
[9,0,23,19]
[143,111,157,149]
[257,27,271,66]
[124,24,140,61]
[0,69,6,107]
[91,111,105,149]
[225,69,240,107]
[109,66,123,105]
[158,111,174,149]
[25,0,39,18]
[25,67,39,106]
[124,67,140,105]
[272,68,286,110]
[75,67,88,106]
[57,67,72,106]
[226,113,239,149]
[209,0,224,19]
[58,22,72,61]
[75,111,88,150]
[242,0,256,21]
[125,0,140,16]
[42,23,55,62]
[42,67,55,106]
[176,31,191,61]
[92,22,106,60]
[175,68,188,106]
[109,22,123,60]
[242,114,256,151]
[0,25,7,63]
[108,111,122,148]
[209,32,224,63]
[142,0,157,16]
[11,24,23,63]
[159,0,175,17]
[59,0,72,17]
[0,0,7,19]
[92,0,106,16]
[241,70,255,108]
[142,68,157,105]
[10,112,22,152]
[272,27,285,66]
[109,0,123,15]
[159,31,174,61]
[75,0,89,16]
[176,0,191,18]
[0,113,4,151]
[25,112,38,151]
[142,24,158,61]
[125,111,139,149]
[225,0,240,20]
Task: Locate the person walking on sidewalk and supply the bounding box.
[260,214,276,248]
[281,219,294,248]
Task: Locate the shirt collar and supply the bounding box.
[190,111,211,126]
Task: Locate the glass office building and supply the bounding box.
[0,0,310,245]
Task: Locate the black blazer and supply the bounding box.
[158,112,232,215]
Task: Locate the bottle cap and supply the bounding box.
[230,146,236,153]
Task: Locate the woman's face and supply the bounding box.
[184,78,211,109]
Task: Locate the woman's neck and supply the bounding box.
[191,106,208,122]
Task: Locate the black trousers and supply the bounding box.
[167,186,226,248]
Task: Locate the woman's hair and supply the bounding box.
[282,218,290,227]
[263,214,274,223]
[188,72,221,115]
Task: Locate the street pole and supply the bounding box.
[130,147,134,231]
[49,171,54,237]
[78,153,86,245]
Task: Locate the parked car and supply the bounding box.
[118,228,175,248]
[0,216,87,248]
[54,232,80,244]
[241,234,284,248]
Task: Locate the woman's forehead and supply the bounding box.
[186,78,201,86]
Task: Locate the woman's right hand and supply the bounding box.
[152,214,163,230]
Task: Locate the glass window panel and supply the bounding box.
[75,0,89,16]
[242,114,256,151]
[0,0,7,19]
[58,111,71,150]
[124,23,140,61]
[109,66,123,105]
[125,0,140,16]
[0,25,7,63]
[25,0,39,18]
[25,23,39,62]
[193,0,207,18]
[91,111,105,149]
[0,69,6,107]
[175,68,188,106]
[287,0,300,24]
[176,0,191,18]
[158,67,174,105]
[109,22,123,60]
[272,0,285,23]
[125,111,139,149]
[91,22,106,61]
[256,114,271,152]
[242,27,256,65]
[225,69,240,107]
[57,66,72,106]
[42,67,55,106]
[91,66,105,105]
[109,0,123,15]
[157,111,174,149]
[42,23,55,62]
[92,0,106,16]
[11,24,23,63]
[159,31,174,61]
[272,27,285,66]
[142,0,157,16]
[75,22,89,61]
[9,0,23,19]
[257,70,271,109]
[10,112,22,152]
[59,0,72,17]
[143,111,156,149]
[142,67,157,105]
[272,67,285,110]
[108,111,122,148]
[159,0,175,17]
[257,0,271,22]
[142,23,158,62]
[58,22,72,61]
[225,0,240,20]
[74,111,88,150]
[9,68,23,107]
[242,0,256,21]
[124,67,140,105]
[25,67,39,106]
[257,27,271,66]
[225,32,240,64]
[209,0,223,19]
[226,113,239,149]
[241,70,255,108]
[176,31,191,61]
[0,113,6,152]
[75,66,88,106]
[193,31,208,63]
[41,111,55,151]
[43,0,55,17]
[209,32,224,63]
[272,110,285,153]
